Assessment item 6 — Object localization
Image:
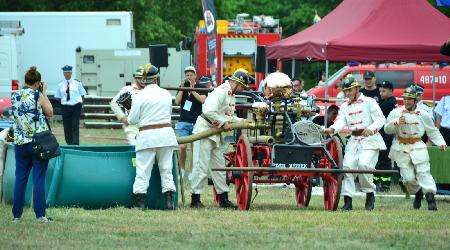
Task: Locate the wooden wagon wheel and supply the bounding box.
[322,136,343,211]
[234,135,254,210]
[294,176,312,207]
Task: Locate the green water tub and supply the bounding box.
[1,145,178,209]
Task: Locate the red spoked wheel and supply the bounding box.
[234,135,254,211]
[294,176,312,207]
[322,136,343,211]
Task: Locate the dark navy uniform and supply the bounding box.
[374,81,397,191]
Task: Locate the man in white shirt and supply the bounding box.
[110,66,145,145]
[128,63,178,210]
[323,76,386,211]
[54,65,87,145]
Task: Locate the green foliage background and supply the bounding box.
[1,0,449,89]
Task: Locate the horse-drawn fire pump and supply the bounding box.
[174,72,397,211]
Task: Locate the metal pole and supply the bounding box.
[432,62,436,111]
[291,59,295,78]
[324,60,329,127]
[211,167,398,175]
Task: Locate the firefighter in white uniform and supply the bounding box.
[128,63,178,210]
[110,66,145,145]
[190,68,250,209]
[323,76,386,211]
[384,86,447,210]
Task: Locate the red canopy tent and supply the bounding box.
[266,0,450,62]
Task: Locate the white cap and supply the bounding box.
[184,66,196,74]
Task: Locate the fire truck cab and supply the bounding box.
[194,14,282,88]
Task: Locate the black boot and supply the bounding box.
[425,193,437,211]
[190,194,205,209]
[413,189,423,209]
[365,192,375,211]
[134,193,146,210]
[218,192,237,209]
[164,191,175,210]
[341,196,352,211]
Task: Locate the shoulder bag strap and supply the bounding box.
[34,91,52,131]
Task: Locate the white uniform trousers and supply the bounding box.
[124,124,139,145]
[341,139,379,197]
[133,147,176,194]
[396,156,437,195]
[190,138,229,194]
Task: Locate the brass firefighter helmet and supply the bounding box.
[342,75,361,91]
[402,86,418,100]
[230,68,250,88]
[142,63,159,84]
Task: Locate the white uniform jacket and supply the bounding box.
[384,106,446,164]
[193,81,243,146]
[110,84,141,120]
[417,101,435,122]
[331,93,386,150]
[128,84,178,151]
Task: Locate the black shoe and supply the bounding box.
[134,193,146,210]
[190,194,205,209]
[218,192,237,209]
[413,189,423,209]
[365,192,375,211]
[164,191,175,210]
[341,196,352,211]
[425,192,437,211]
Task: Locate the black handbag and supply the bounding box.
[32,92,61,160]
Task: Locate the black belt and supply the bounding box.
[201,114,213,125]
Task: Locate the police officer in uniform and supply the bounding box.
[110,66,145,145]
[128,63,178,210]
[385,86,447,210]
[323,76,386,211]
[189,68,250,209]
[55,65,87,145]
[374,81,397,192]
[360,71,381,103]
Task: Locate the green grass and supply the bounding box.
[50,120,127,146]
[1,121,449,249]
[1,187,449,249]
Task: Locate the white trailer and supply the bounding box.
[0,12,135,94]
[76,47,191,96]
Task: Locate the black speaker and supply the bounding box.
[256,45,266,73]
[149,44,168,68]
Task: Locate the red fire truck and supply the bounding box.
[194,14,282,88]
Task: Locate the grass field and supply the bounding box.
[1,122,449,249]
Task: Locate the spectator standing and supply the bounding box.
[54,65,87,145]
[434,95,450,145]
[291,78,307,98]
[174,66,208,180]
[374,81,397,192]
[11,66,54,223]
[360,71,381,103]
